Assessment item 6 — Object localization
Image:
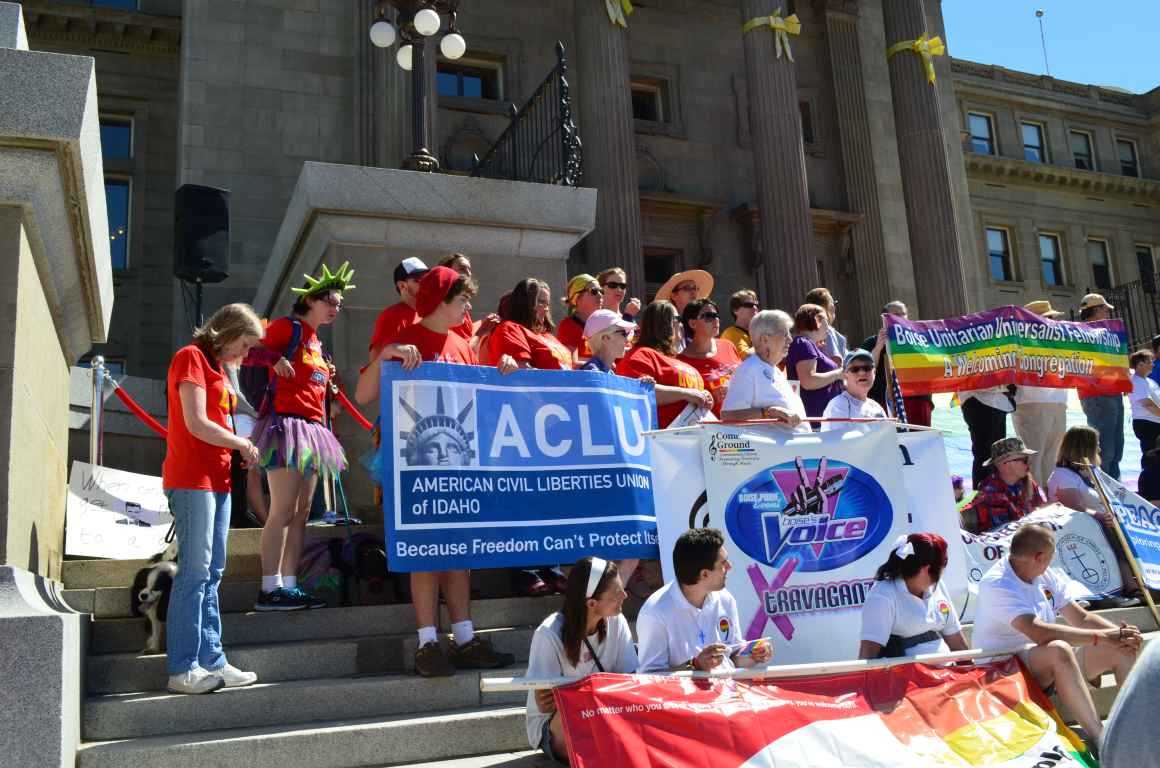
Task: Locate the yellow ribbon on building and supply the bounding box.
[886,33,946,85]
[741,8,802,62]
[605,0,634,28]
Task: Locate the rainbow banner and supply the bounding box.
[556,660,1096,767]
[886,305,1130,396]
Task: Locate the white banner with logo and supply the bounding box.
[959,504,1123,621]
[1100,470,1160,589]
[64,461,173,560]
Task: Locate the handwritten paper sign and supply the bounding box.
[64,461,173,560]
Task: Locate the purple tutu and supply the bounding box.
[252,412,347,478]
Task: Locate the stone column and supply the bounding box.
[739,1,817,311]
[823,1,891,332]
[354,3,407,168]
[574,0,644,293]
[881,0,968,317]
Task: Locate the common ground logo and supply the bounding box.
[724,456,892,572]
[707,431,757,466]
[396,384,478,467]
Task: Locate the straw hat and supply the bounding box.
[1079,293,1114,312]
[1024,300,1064,319]
[655,269,714,303]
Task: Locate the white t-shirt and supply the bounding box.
[821,391,887,432]
[524,612,639,748]
[1130,373,1160,424]
[1047,466,1102,512]
[971,558,1085,651]
[720,354,811,433]
[1016,385,1069,405]
[860,578,962,657]
[959,386,1015,413]
[636,582,742,672]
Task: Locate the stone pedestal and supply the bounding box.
[739,1,817,312]
[881,0,968,318]
[573,0,644,293]
[253,162,596,511]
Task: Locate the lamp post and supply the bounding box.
[369,1,466,172]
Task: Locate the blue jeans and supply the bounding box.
[1081,395,1124,480]
[166,489,231,676]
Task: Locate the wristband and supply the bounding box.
[1092,632,1099,646]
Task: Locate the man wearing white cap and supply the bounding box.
[367,257,429,360]
[1076,293,1124,479]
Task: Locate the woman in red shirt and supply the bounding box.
[616,301,714,428]
[678,298,741,418]
[490,278,574,371]
[163,303,263,695]
[356,267,517,678]
[254,263,354,612]
[555,273,604,364]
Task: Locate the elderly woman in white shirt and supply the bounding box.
[721,309,809,432]
[859,533,967,659]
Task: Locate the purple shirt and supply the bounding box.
[787,336,841,418]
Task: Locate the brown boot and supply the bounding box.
[414,641,455,677]
[449,636,515,670]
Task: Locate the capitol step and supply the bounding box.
[76,705,528,768]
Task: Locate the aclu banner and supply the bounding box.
[700,424,911,665]
[1098,470,1160,589]
[380,363,659,572]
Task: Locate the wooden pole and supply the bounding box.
[1083,460,1160,628]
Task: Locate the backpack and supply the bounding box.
[253,317,306,419]
[297,532,403,606]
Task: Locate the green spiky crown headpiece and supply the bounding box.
[291,261,357,298]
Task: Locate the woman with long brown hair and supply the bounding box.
[524,557,636,763]
[615,301,712,428]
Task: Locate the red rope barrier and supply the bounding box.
[110,385,168,438]
[335,387,373,431]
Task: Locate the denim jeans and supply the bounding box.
[166,489,231,676]
[1081,395,1124,480]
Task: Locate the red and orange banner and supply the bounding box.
[886,306,1130,397]
[556,659,1095,767]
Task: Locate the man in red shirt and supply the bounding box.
[368,257,428,360]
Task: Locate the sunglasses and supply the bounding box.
[584,287,603,297]
[698,312,720,321]
[603,281,628,290]
[740,302,760,310]
[846,365,873,373]
[675,283,699,293]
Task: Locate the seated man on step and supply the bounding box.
[972,524,1142,743]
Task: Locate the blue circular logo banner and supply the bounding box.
[723,458,893,572]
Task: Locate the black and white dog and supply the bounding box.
[130,542,177,653]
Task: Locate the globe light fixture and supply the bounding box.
[396,44,413,70]
[369,19,397,48]
[413,7,441,36]
[440,31,466,60]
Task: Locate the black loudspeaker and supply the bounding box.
[174,184,230,283]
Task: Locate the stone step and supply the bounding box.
[85,669,528,741]
[88,595,563,655]
[89,626,537,695]
[387,753,544,768]
[77,705,528,768]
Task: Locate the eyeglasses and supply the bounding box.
[740,302,760,310]
[846,365,873,374]
[321,296,343,309]
[698,312,720,322]
[675,283,699,293]
[603,281,628,291]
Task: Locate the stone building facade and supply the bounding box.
[20,0,1160,377]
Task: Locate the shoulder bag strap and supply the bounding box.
[582,636,606,673]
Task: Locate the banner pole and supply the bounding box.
[1084,460,1160,628]
[881,315,895,420]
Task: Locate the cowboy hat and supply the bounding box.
[982,436,1037,467]
[1024,300,1064,319]
[1079,293,1114,312]
[655,269,714,303]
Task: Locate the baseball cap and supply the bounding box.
[393,257,429,285]
[842,348,874,369]
[583,309,635,340]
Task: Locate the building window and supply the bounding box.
[436,59,502,101]
[799,101,814,144]
[985,227,1013,282]
[967,112,995,155]
[1117,139,1139,177]
[1021,122,1047,163]
[1138,245,1155,289]
[631,80,669,124]
[643,248,680,302]
[90,0,139,8]
[1039,233,1064,287]
[100,118,133,270]
[1087,239,1111,290]
[1070,130,1094,171]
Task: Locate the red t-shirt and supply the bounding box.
[390,322,477,365]
[162,345,236,491]
[556,314,591,360]
[616,346,706,428]
[679,339,742,417]
[490,321,573,370]
[369,301,420,353]
[261,317,329,423]
[451,311,475,341]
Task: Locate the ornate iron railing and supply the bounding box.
[1099,277,1160,350]
[471,42,582,186]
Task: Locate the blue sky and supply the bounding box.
[942,2,1159,94]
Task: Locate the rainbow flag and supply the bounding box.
[886,306,1130,397]
[556,659,1096,767]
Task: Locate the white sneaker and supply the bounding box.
[167,668,224,695]
[212,663,258,688]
